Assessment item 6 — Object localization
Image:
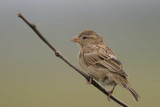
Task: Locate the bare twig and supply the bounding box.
[17,12,129,107]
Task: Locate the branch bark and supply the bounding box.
[17,12,129,107]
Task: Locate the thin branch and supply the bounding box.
[17,12,129,107]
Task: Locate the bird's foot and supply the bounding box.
[86,78,93,84]
[107,85,116,101]
[107,90,113,101]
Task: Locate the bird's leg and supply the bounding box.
[107,85,116,101]
[86,77,93,84]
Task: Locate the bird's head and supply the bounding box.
[71,30,104,47]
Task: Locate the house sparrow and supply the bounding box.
[71,30,140,102]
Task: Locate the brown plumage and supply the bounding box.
[71,30,140,102]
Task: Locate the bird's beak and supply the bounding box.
[71,37,80,43]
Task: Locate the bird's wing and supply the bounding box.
[83,45,128,77]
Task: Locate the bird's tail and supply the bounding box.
[128,87,140,102]
[121,83,140,102]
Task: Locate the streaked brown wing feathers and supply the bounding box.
[82,46,127,77]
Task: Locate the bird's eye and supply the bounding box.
[82,36,87,39]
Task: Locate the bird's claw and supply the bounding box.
[107,90,113,101]
[86,78,93,84]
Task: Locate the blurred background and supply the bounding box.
[0,0,160,107]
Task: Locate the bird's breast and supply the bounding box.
[78,50,117,86]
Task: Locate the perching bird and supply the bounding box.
[71,30,140,102]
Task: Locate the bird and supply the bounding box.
[71,30,140,102]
